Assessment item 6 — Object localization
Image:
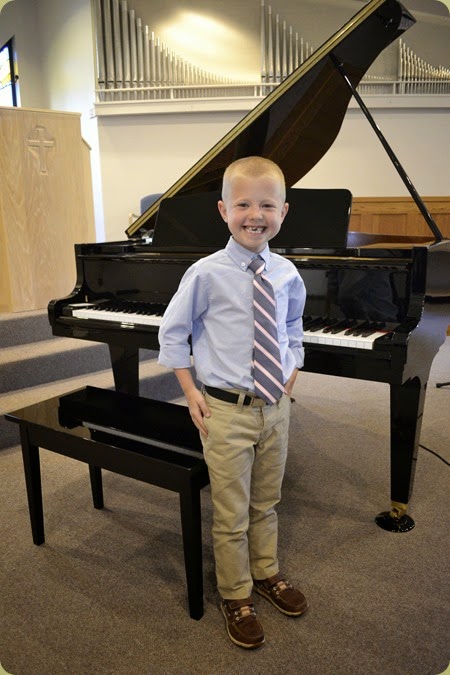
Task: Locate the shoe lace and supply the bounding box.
[233,604,256,623]
[271,578,292,595]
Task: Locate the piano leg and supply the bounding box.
[109,345,139,395]
[375,377,426,532]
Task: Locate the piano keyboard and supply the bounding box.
[302,317,392,350]
[66,304,392,350]
[69,302,165,327]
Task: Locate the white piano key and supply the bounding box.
[303,328,388,350]
[71,308,164,327]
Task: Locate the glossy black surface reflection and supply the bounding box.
[58,386,203,460]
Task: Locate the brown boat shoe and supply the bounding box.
[221,597,265,649]
[254,572,309,616]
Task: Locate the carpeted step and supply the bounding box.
[0,337,114,394]
[0,309,52,348]
[0,338,159,395]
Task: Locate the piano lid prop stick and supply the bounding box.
[330,51,443,242]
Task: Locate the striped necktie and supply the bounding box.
[248,256,285,405]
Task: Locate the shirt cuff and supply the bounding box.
[158,346,192,370]
[291,346,305,369]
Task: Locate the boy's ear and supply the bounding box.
[218,200,228,222]
[281,202,289,222]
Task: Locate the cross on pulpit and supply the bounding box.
[27,125,55,174]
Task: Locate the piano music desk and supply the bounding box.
[5,387,210,620]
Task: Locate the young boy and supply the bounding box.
[158,156,307,649]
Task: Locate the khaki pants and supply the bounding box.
[201,391,290,599]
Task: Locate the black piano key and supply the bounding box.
[303,316,325,330]
[322,318,347,333]
[328,319,358,334]
[352,321,380,336]
[308,321,330,333]
[360,322,387,337]
[345,321,371,336]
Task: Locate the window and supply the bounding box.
[0,38,18,106]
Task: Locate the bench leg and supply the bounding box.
[89,465,104,509]
[179,486,204,620]
[20,425,45,545]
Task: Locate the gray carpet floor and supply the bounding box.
[1,341,449,675]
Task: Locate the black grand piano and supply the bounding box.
[49,0,450,532]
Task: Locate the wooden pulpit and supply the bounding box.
[0,106,95,312]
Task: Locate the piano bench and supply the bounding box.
[5,386,210,620]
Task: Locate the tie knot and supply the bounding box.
[248,256,265,275]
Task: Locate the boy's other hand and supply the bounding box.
[173,368,211,435]
[284,368,299,397]
[186,389,211,435]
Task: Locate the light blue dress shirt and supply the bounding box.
[158,237,306,392]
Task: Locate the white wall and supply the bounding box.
[302,105,450,196]
[98,102,450,241]
[98,111,244,240]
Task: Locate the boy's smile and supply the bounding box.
[218,175,289,253]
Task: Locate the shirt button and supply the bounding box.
[241,262,246,268]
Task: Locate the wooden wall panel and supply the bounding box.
[349,197,450,239]
[0,107,96,313]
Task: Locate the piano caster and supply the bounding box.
[375,501,415,533]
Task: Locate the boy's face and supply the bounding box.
[218,175,289,253]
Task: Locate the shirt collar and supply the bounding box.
[225,237,271,271]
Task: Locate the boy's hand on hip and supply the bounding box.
[186,389,211,435]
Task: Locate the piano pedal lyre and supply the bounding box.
[375,501,415,533]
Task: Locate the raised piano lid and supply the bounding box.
[126,0,416,241]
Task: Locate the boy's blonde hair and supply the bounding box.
[222,156,286,202]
